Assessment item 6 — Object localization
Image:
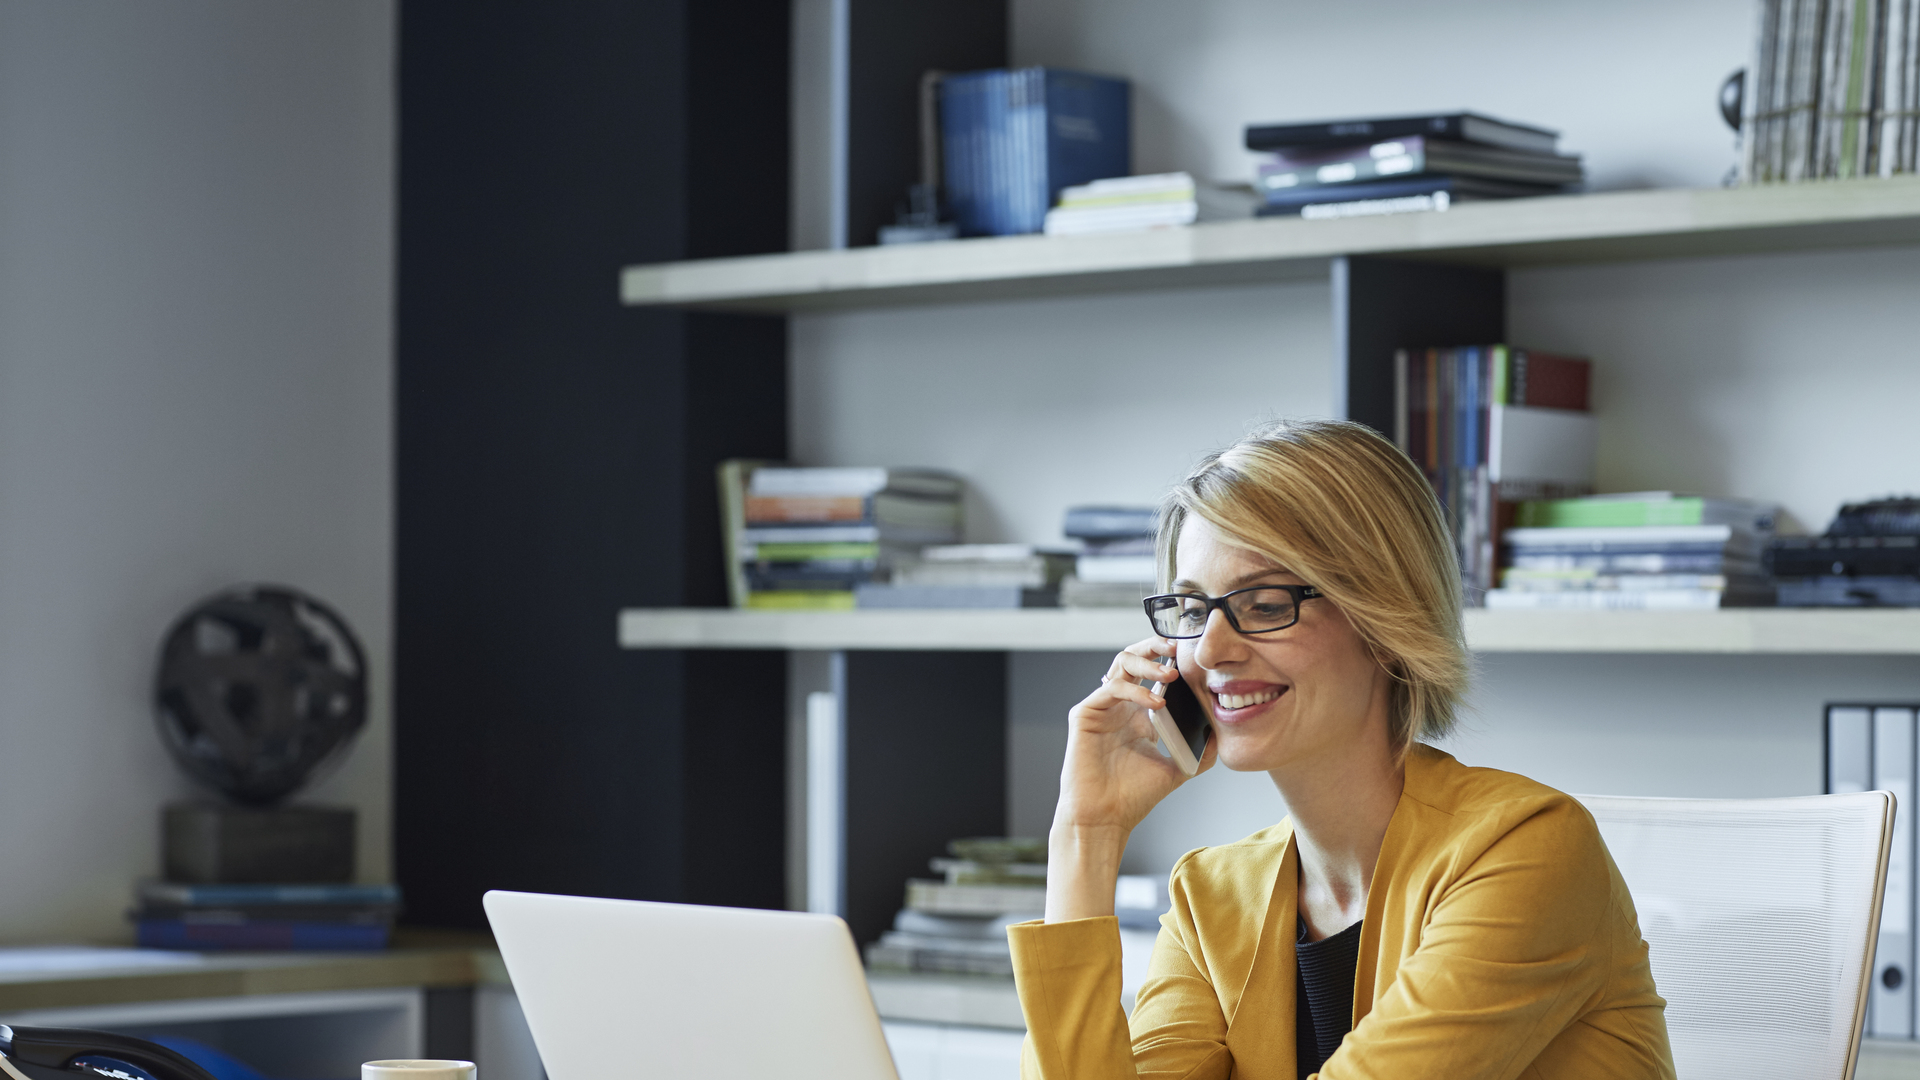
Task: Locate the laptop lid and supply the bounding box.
[483,890,899,1080]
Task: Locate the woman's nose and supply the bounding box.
[1191,607,1246,669]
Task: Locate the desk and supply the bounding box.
[0,941,542,1080]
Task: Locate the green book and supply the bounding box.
[1514,496,1774,530]
[748,542,881,561]
[745,590,856,610]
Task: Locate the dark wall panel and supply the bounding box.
[396,0,789,928]
[843,651,1008,948]
[1335,256,1507,435]
[847,0,1007,247]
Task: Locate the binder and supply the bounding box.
[1875,706,1917,1038]
[1830,703,1916,1037]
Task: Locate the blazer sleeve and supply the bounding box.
[1320,797,1629,1080]
[1009,872,1234,1080]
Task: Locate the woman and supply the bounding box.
[1010,419,1674,1080]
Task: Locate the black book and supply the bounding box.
[1256,136,1582,193]
[1246,112,1558,155]
[1256,174,1560,217]
[1770,535,1920,578]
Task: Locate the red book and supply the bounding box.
[1512,350,1590,411]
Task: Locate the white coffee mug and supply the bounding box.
[363,1061,476,1080]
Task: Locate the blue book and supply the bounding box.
[136,919,390,951]
[942,68,1130,236]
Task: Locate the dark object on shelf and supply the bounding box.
[1256,137,1582,192]
[880,72,961,245]
[1778,576,1920,607]
[1245,112,1558,155]
[879,184,959,244]
[941,67,1130,236]
[155,585,367,806]
[1720,69,1746,132]
[1771,535,1920,578]
[0,1025,218,1080]
[162,803,355,884]
[1772,498,1920,606]
[1829,497,1920,537]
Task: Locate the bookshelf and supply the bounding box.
[618,607,1920,655]
[620,177,1920,313]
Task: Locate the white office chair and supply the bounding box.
[1577,792,1894,1080]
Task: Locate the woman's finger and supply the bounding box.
[1116,650,1180,685]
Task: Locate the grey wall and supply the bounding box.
[1013,0,1752,191]
[0,3,394,939]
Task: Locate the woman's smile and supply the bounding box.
[1206,679,1287,720]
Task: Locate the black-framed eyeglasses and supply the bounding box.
[1142,585,1323,639]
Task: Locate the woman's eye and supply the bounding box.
[1247,604,1286,618]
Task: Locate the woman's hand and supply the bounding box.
[1045,637,1216,922]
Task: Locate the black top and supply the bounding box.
[1295,917,1364,1079]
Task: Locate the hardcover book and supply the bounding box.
[1245,112,1559,155]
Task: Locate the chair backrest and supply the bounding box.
[1577,792,1893,1080]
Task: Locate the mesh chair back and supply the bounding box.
[1577,793,1893,1080]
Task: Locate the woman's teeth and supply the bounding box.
[1216,688,1282,710]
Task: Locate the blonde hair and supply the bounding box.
[1157,418,1468,752]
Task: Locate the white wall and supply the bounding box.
[791,279,1334,546]
[1012,0,1753,192]
[0,3,394,940]
[1511,245,1920,534]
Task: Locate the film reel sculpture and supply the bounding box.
[154,586,368,806]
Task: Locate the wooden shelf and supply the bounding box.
[619,177,1920,313]
[0,945,497,1012]
[618,606,1920,654]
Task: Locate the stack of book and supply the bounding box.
[864,838,1169,978]
[720,463,963,609]
[859,544,1073,608]
[1041,173,1255,235]
[1060,506,1159,608]
[1245,112,1582,219]
[940,68,1130,237]
[1393,346,1598,603]
[130,881,400,951]
[1489,494,1779,610]
[1743,0,1920,183]
[866,838,1046,978]
[1772,497,1920,606]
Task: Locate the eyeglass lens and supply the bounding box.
[1148,589,1299,637]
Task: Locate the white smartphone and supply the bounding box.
[1145,658,1210,776]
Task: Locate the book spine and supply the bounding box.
[1515,498,1708,529]
[1514,351,1591,411]
[136,920,390,951]
[1483,589,1735,610]
[905,880,1046,915]
[1899,0,1920,170]
[1393,349,1409,452]
[140,883,402,906]
[1747,0,1780,181]
[744,495,868,523]
[1872,706,1917,1036]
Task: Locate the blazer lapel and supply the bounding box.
[1223,829,1298,1080]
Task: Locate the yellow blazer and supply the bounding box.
[1009,745,1675,1080]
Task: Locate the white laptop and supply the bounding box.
[484,890,900,1080]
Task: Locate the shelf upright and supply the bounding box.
[1333,256,1506,434]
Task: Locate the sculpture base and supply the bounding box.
[163,803,355,884]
